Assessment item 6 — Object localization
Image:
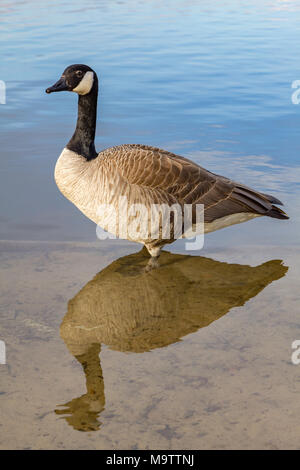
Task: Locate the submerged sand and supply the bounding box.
[0,240,299,449]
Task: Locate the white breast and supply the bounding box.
[55,148,122,229]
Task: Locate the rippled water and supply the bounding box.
[1,0,300,243]
[0,0,300,450]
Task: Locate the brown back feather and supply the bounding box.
[99,144,288,221]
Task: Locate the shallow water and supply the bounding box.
[0,0,300,450]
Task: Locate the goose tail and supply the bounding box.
[232,185,289,220]
[267,205,289,220]
[260,192,284,206]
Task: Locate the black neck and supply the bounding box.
[66,77,98,160]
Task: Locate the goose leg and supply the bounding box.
[145,244,161,258]
[145,256,160,272]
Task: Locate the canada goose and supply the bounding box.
[46,64,288,257]
[57,250,287,430]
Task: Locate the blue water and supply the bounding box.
[0,0,299,245]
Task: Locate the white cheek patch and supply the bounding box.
[72,71,94,95]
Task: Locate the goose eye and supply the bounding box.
[76,70,83,78]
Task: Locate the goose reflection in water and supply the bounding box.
[55,249,287,431]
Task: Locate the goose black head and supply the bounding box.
[46,64,96,96]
